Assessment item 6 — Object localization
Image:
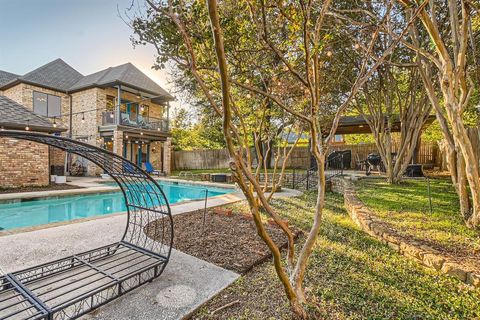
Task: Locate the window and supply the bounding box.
[334,134,344,143]
[106,95,115,112]
[140,104,149,119]
[33,91,61,117]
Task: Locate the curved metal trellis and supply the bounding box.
[0,130,173,320]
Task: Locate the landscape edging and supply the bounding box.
[330,177,480,288]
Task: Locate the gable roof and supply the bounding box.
[69,62,174,101]
[0,95,66,133]
[0,59,83,92]
[21,59,84,91]
[0,70,19,87]
[0,59,173,102]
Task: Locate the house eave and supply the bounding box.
[0,123,67,134]
[69,81,175,103]
[0,79,69,94]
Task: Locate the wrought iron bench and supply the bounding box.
[0,131,174,320]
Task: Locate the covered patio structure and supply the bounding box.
[316,115,438,171]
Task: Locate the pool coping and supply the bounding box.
[0,178,236,203]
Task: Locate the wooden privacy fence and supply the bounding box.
[172,132,480,171]
[436,127,480,171]
[329,142,439,169]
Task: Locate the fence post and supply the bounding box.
[293,169,296,189]
[202,189,208,233]
[426,177,433,215]
[341,153,344,176]
[306,169,310,190]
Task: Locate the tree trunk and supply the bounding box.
[450,120,480,228]
[456,151,472,220]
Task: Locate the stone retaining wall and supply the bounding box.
[331,177,480,287]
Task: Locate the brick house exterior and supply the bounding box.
[0,96,66,188]
[0,59,174,188]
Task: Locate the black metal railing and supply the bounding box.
[101,111,169,133]
[257,153,344,191]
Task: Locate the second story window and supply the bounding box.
[33,91,61,117]
[106,95,115,112]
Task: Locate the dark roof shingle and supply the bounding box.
[0,70,19,87]
[0,95,65,132]
[0,59,173,101]
[19,58,84,91]
[69,63,174,100]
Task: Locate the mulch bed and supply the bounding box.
[0,184,83,194]
[148,208,300,274]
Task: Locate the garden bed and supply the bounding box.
[148,208,299,274]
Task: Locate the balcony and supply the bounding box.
[101,111,169,133]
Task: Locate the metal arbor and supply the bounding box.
[0,131,173,320]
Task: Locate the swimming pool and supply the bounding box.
[0,181,235,231]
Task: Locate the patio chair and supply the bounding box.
[355,154,367,171]
[121,112,137,126]
[137,114,149,128]
[145,161,164,176]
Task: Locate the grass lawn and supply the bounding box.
[191,192,480,319]
[355,178,480,267]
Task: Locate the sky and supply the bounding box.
[0,0,181,109]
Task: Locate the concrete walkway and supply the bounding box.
[0,212,239,320]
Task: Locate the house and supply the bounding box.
[0,58,174,187]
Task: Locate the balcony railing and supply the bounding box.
[101,112,169,133]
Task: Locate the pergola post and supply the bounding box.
[116,84,122,125]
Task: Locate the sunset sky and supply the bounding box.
[0,0,181,108]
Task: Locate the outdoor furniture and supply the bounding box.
[137,115,149,128]
[0,131,173,320]
[145,161,163,176]
[355,154,367,171]
[211,173,230,183]
[405,164,424,177]
[120,112,137,126]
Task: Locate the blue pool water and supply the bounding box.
[0,182,235,231]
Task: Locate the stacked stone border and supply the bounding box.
[331,177,480,287]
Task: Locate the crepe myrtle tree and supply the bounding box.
[355,66,431,184]
[127,0,302,193]
[397,0,480,228]
[129,0,424,316]
[204,0,427,316]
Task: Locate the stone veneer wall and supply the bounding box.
[0,138,49,188]
[331,177,480,287]
[150,141,163,170]
[163,137,172,175]
[71,88,105,176]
